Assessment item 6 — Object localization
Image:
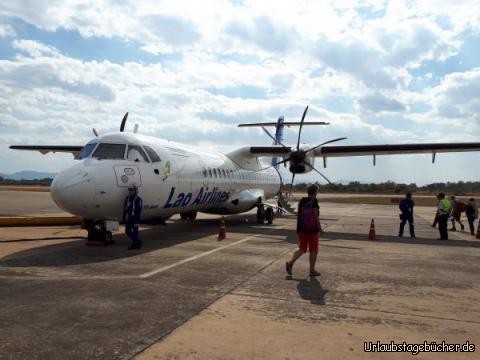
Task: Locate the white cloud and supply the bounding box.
[431,68,480,121]
[0,23,15,37]
[358,92,406,113]
[12,39,60,57]
[0,1,479,182]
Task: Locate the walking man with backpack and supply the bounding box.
[286,184,321,277]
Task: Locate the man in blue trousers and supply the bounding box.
[123,185,143,250]
[399,192,416,238]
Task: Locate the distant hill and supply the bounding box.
[0,171,56,180]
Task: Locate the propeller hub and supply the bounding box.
[289,150,307,173]
[290,150,306,163]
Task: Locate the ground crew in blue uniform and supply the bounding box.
[436,192,452,241]
[123,185,143,250]
[398,192,415,238]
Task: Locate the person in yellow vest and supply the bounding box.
[436,192,452,240]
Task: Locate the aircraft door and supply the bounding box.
[200,161,209,189]
[114,165,142,187]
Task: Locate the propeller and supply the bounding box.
[305,160,332,184]
[120,112,129,132]
[296,105,309,150]
[259,105,347,196]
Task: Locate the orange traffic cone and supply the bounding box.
[476,221,480,240]
[368,218,376,240]
[218,217,226,241]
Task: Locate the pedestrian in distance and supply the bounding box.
[398,192,416,238]
[449,195,465,231]
[465,198,478,236]
[122,185,143,250]
[436,192,452,241]
[286,184,321,277]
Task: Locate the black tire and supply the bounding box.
[180,211,197,221]
[265,207,274,224]
[105,231,113,244]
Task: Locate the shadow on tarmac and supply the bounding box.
[322,231,480,248]
[287,276,328,305]
[3,216,477,269]
[0,214,298,267]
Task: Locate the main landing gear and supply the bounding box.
[82,219,118,244]
[256,205,274,224]
[180,211,197,221]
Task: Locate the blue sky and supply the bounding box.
[0,0,479,184]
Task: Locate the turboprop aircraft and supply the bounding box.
[10,107,480,242]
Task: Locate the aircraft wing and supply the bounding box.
[9,145,83,157]
[245,142,480,159]
[314,142,480,158]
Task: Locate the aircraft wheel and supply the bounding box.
[104,231,113,244]
[180,211,197,221]
[265,207,274,224]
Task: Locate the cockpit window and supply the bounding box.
[127,145,149,162]
[78,143,97,159]
[92,144,126,160]
[144,145,161,163]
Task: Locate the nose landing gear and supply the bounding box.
[82,219,117,245]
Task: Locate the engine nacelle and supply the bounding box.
[288,145,315,174]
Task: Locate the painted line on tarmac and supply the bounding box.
[139,224,289,279]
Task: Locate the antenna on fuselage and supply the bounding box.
[92,128,99,137]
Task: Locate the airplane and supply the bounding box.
[10,107,480,243]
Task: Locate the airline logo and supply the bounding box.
[163,186,230,209]
[162,161,171,181]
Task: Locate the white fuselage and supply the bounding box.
[50,132,281,221]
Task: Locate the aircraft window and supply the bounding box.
[213,168,217,178]
[144,145,161,162]
[222,169,226,177]
[202,169,207,177]
[92,143,126,160]
[127,145,149,162]
[208,168,212,177]
[78,143,97,159]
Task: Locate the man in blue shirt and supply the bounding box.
[399,193,415,238]
[123,185,143,250]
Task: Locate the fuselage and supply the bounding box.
[50,132,281,221]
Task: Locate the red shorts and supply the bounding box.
[298,232,319,253]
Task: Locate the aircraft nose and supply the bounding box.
[51,169,95,216]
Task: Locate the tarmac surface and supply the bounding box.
[0,190,63,216]
[0,192,479,359]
